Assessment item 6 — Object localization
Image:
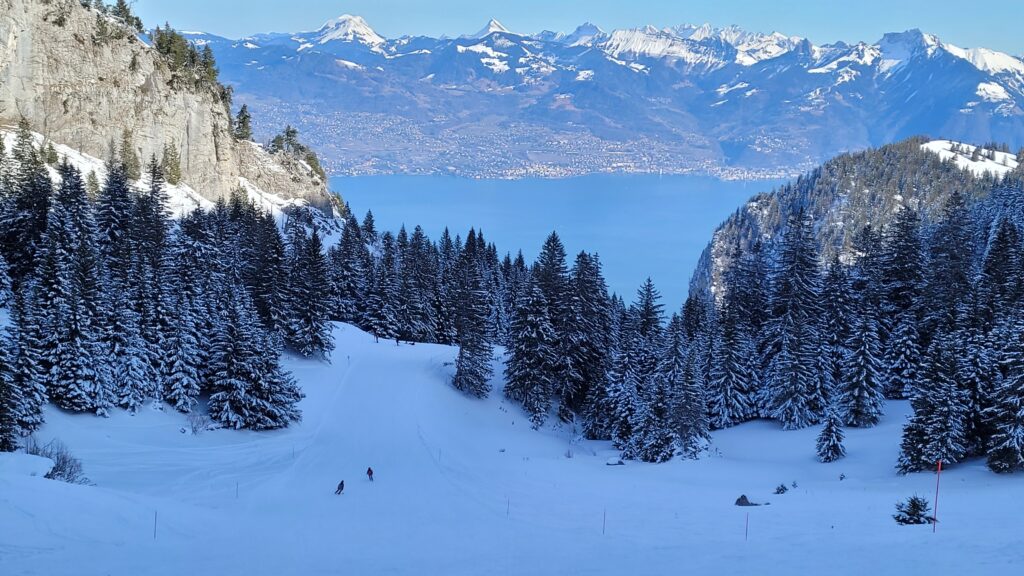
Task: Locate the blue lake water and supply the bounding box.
[329,174,783,309]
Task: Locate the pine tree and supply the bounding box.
[898,338,969,473]
[161,142,182,185]
[626,372,679,463]
[707,295,756,429]
[0,329,18,452]
[363,231,400,340]
[816,407,846,462]
[987,325,1024,472]
[120,129,141,181]
[38,163,107,414]
[822,257,853,398]
[234,104,253,140]
[328,212,367,324]
[922,191,973,338]
[0,119,52,283]
[840,311,886,427]
[884,312,920,400]
[452,265,493,398]
[560,252,610,422]
[9,284,47,433]
[503,280,558,427]
[210,276,302,429]
[286,229,334,359]
[762,209,824,429]
[162,239,204,412]
[663,313,708,457]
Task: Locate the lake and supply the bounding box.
[329,174,782,310]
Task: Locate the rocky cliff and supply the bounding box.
[0,0,330,209]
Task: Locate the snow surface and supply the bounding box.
[921,140,1020,177]
[4,322,1024,575]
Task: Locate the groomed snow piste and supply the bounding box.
[2,323,1022,575]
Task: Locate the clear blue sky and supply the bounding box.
[134,0,1023,55]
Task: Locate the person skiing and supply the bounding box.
[366,467,374,482]
[335,480,345,495]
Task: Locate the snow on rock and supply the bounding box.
[601,28,727,69]
[480,57,510,73]
[457,43,507,59]
[4,321,1024,575]
[315,14,385,46]
[921,140,1020,177]
[336,59,365,71]
[0,452,53,478]
[470,18,513,39]
[575,69,595,81]
[976,82,1012,102]
[944,44,1024,76]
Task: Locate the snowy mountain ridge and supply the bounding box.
[194,15,1024,177]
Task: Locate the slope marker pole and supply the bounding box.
[153,510,158,540]
[602,508,606,535]
[933,459,942,533]
[745,512,749,541]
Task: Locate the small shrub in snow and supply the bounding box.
[893,495,933,525]
[24,437,90,485]
[188,412,213,435]
[774,483,788,495]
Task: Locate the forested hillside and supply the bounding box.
[688,139,1024,472]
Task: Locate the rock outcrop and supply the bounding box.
[0,0,330,209]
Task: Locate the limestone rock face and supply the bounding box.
[0,0,330,208]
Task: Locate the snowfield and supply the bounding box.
[2,323,1023,575]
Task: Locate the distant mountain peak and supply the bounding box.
[471,18,512,39]
[565,22,606,46]
[315,14,385,46]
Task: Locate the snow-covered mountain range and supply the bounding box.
[189,16,1024,178]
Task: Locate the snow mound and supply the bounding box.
[0,452,53,477]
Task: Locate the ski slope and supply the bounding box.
[2,323,1023,575]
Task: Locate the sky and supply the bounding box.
[134,0,1024,55]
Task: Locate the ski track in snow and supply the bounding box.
[3,323,1024,574]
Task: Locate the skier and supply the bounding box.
[366,467,374,482]
[335,480,345,495]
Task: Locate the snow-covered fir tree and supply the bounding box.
[816,406,846,463]
[663,312,708,458]
[986,313,1024,472]
[503,280,558,427]
[285,228,334,359]
[0,328,19,452]
[840,310,886,428]
[762,209,824,429]
[898,338,969,473]
[452,264,493,398]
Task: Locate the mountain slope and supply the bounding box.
[0,0,330,207]
[194,16,1024,178]
[689,138,1023,296]
[4,322,1022,575]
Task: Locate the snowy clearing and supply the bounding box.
[3,323,1022,575]
[921,140,1019,177]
